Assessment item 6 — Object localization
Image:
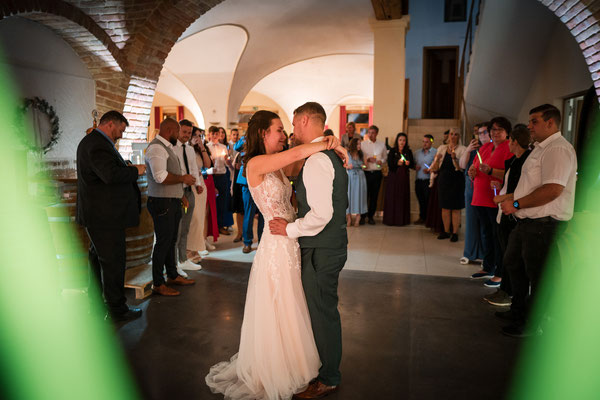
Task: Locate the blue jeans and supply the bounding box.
[474,205,502,275]
[463,178,484,261]
[242,185,264,246]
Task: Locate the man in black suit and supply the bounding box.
[76,110,145,322]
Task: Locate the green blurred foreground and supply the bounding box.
[0,57,139,399]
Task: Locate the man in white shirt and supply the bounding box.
[269,102,348,399]
[206,126,231,235]
[173,119,203,275]
[360,125,387,224]
[499,104,577,337]
[145,118,197,296]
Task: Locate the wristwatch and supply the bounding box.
[513,200,520,209]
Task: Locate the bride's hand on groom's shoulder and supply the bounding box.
[324,135,340,150]
[334,146,350,168]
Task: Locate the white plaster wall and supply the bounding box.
[0,17,95,161]
[516,21,592,124]
[240,91,292,132]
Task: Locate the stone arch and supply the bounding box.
[0,0,128,115]
[540,0,600,98]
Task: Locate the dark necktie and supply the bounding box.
[182,143,190,174]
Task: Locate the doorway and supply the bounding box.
[422,47,458,119]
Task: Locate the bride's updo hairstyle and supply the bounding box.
[242,110,280,177]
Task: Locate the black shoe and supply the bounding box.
[494,310,518,321]
[368,217,375,225]
[106,307,142,322]
[359,216,366,225]
[450,233,458,242]
[437,232,450,239]
[502,324,542,338]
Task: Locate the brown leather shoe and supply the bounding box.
[293,381,338,399]
[242,245,252,254]
[219,227,231,235]
[153,284,180,296]
[167,275,196,286]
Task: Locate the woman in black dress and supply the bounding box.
[431,129,466,241]
[383,132,414,226]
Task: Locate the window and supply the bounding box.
[445,0,467,22]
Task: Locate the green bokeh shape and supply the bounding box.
[0,53,138,400]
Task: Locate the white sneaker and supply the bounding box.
[459,257,469,265]
[205,239,216,251]
[179,259,202,271]
[176,266,189,278]
[199,250,210,257]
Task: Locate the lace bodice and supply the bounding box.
[248,170,295,223]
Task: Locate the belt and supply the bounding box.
[517,216,558,224]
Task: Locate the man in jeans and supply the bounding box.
[360,125,387,225]
[414,134,437,223]
[145,118,197,296]
[498,104,577,337]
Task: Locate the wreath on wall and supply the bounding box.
[19,97,61,154]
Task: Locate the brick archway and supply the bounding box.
[540,0,600,98]
[0,0,129,115]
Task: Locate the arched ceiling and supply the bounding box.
[248,54,374,125]
[159,24,247,127]
[179,0,375,124]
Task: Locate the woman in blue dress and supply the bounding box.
[346,138,368,227]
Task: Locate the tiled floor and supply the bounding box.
[203,217,483,279]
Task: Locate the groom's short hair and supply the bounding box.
[294,102,326,127]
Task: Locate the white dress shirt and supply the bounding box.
[173,140,201,188]
[206,142,228,174]
[145,134,176,184]
[361,139,387,171]
[514,131,577,221]
[286,137,334,239]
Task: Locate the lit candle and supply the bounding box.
[493,187,497,196]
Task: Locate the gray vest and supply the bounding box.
[146,137,184,198]
[296,150,348,248]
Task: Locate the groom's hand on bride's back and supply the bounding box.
[269,218,288,236]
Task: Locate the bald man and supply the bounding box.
[145,118,196,296]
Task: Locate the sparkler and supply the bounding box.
[476,151,483,164]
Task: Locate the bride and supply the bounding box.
[205,110,347,400]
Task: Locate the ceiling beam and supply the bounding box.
[370,0,405,20]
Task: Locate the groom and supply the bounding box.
[270,102,348,399]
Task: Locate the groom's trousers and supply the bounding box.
[301,247,347,387]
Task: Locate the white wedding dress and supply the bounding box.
[206,170,320,400]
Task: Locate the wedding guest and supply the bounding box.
[383,132,414,226]
[346,138,368,227]
[187,127,211,260]
[360,125,387,225]
[76,110,144,321]
[234,135,264,253]
[485,125,531,307]
[229,128,241,159]
[341,121,357,148]
[498,105,576,337]
[231,148,245,242]
[173,119,203,276]
[218,127,235,232]
[442,129,449,145]
[207,126,232,236]
[414,134,437,223]
[458,123,490,263]
[468,117,513,280]
[202,142,219,250]
[431,129,466,241]
[145,118,196,296]
[323,128,334,137]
